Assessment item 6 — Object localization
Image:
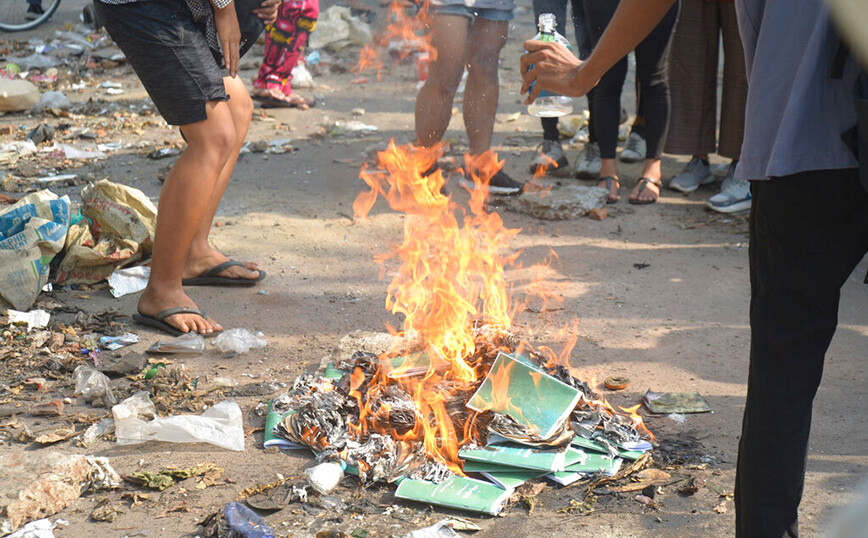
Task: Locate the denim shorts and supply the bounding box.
[429,2,514,21]
[94,0,228,126]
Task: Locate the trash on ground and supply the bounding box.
[305,462,344,494]
[99,351,148,378]
[395,475,513,516]
[99,332,138,350]
[82,418,115,447]
[604,376,630,391]
[0,79,40,112]
[147,332,205,355]
[643,391,712,414]
[0,452,119,534]
[127,463,223,491]
[107,266,150,298]
[55,180,157,286]
[223,501,277,537]
[401,519,461,538]
[113,391,245,451]
[0,191,70,310]
[30,92,71,114]
[214,328,268,354]
[7,309,51,331]
[73,365,117,406]
[26,124,55,145]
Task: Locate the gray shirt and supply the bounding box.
[734,0,859,181]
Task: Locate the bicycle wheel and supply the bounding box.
[0,0,62,32]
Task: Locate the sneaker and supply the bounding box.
[25,3,45,20]
[575,142,601,179]
[707,172,751,213]
[461,168,524,196]
[529,140,570,177]
[619,131,645,163]
[669,157,715,193]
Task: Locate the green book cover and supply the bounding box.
[481,470,543,490]
[263,401,303,449]
[382,350,434,378]
[564,453,622,474]
[459,444,586,472]
[395,475,513,515]
[571,436,645,461]
[323,363,347,380]
[466,352,581,439]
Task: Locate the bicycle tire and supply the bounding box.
[0,0,62,32]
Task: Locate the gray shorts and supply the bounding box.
[429,0,514,21]
[94,0,228,126]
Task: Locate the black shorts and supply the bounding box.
[94,0,228,126]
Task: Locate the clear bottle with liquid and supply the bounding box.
[527,13,574,117]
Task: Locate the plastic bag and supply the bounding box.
[73,365,117,406]
[147,332,205,355]
[290,64,315,89]
[0,79,40,112]
[107,266,150,297]
[30,91,71,113]
[0,190,70,310]
[402,520,460,538]
[214,328,267,354]
[7,309,50,331]
[305,462,343,494]
[223,502,275,538]
[112,391,245,451]
[55,180,157,285]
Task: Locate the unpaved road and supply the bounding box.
[3,1,866,536]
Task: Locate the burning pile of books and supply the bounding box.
[263,330,652,516]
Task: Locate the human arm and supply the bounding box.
[212,0,241,77]
[254,0,281,24]
[520,0,677,102]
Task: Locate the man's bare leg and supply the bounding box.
[184,75,260,282]
[463,18,507,155]
[137,100,237,334]
[415,14,470,147]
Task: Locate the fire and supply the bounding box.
[354,0,434,80]
[351,142,652,471]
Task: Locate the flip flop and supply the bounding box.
[598,176,620,204]
[629,177,663,205]
[133,307,218,337]
[253,94,316,109]
[182,260,265,287]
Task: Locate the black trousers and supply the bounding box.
[534,0,596,143]
[736,169,868,537]
[584,0,678,159]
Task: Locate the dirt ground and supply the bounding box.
[2,1,867,536]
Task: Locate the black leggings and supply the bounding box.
[585,0,678,159]
[534,0,596,143]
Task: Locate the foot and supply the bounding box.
[707,170,751,213]
[253,87,314,109]
[619,131,646,163]
[529,140,570,177]
[460,169,524,196]
[629,177,661,204]
[575,142,602,179]
[184,248,262,282]
[669,157,714,193]
[137,287,222,335]
[25,3,45,20]
[597,176,620,203]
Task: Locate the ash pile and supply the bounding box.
[264,327,653,515]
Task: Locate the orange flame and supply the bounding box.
[354,0,435,80]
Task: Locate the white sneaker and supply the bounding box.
[619,131,645,163]
[575,142,601,179]
[707,170,751,213]
[669,157,715,193]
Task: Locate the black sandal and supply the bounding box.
[629,177,662,205]
[133,307,220,337]
[597,176,620,203]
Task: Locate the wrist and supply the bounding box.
[578,55,604,87]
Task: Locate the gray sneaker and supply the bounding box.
[669,157,715,193]
[619,131,645,163]
[575,142,601,179]
[529,140,570,177]
[707,170,751,213]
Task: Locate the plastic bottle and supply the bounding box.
[223,502,276,538]
[527,13,574,117]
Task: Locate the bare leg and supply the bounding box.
[184,75,261,282]
[463,18,507,155]
[137,100,237,334]
[415,14,470,147]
